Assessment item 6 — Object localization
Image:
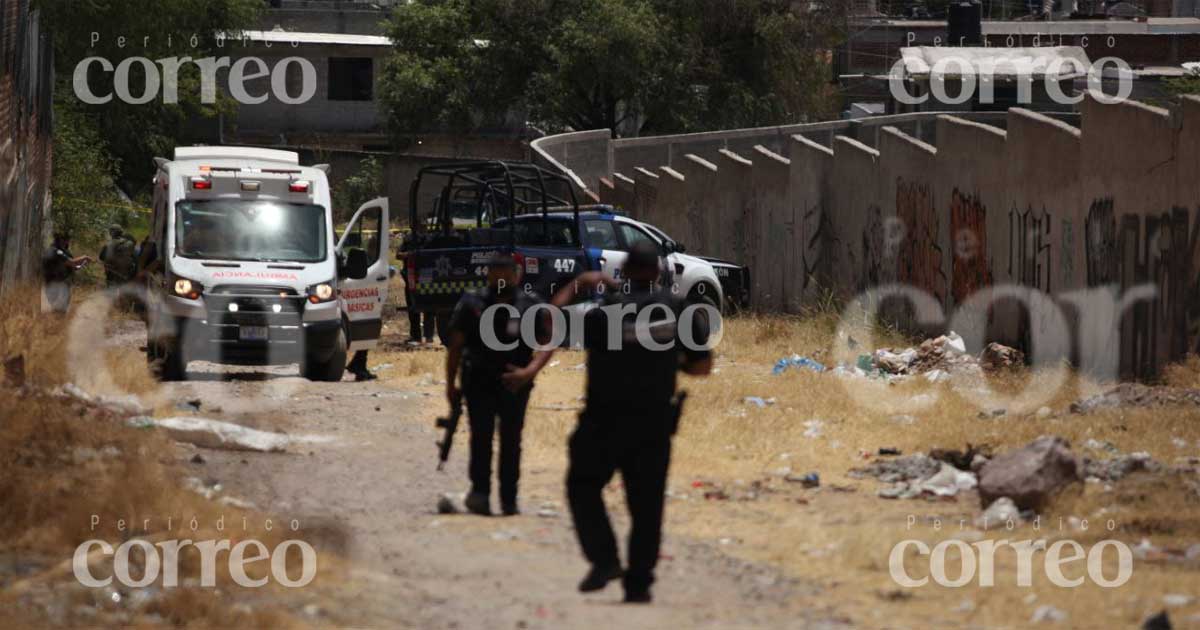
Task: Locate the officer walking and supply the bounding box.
[551,240,714,603]
[444,252,553,516]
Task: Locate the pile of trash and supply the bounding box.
[775,332,1025,383]
[850,453,978,500]
[1070,383,1200,414]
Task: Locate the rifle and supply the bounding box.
[435,394,464,471]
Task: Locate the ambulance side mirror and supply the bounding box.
[341,248,370,280]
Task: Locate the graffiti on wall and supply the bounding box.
[896,179,946,305]
[801,201,840,292]
[858,205,886,292]
[1085,198,1118,287]
[1061,219,1076,289]
[1009,205,1053,294]
[949,189,993,305]
[1116,207,1200,377]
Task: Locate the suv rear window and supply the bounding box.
[498,218,578,247]
[583,220,619,249]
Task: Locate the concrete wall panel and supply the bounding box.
[542,101,1200,378]
[787,135,834,311]
[829,136,882,297]
[632,168,661,228]
[714,150,755,267]
[750,146,791,310]
[678,155,720,258]
[656,166,688,246]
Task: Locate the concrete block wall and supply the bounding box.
[539,98,1200,379]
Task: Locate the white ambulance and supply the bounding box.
[141,147,390,381]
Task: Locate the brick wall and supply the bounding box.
[0,0,54,295]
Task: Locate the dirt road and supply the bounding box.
[150,348,835,629]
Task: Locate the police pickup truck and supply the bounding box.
[400,162,749,339]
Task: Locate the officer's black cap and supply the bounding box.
[625,240,660,273]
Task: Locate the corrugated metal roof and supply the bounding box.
[237,30,392,47]
[899,46,1092,79]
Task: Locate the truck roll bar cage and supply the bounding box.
[408,161,580,247]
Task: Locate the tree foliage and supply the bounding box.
[380,0,842,137]
[332,156,385,224]
[34,0,262,195]
[49,95,124,244]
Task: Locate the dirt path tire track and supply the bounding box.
[162,371,833,629]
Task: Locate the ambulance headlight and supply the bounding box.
[307,281,336,304]
[172,277,202,300]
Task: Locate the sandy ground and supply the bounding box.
[141,341,837,629]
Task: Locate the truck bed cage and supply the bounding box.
[408,161,580,243]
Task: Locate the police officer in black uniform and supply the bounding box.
[552,240,714,603]
[445,252,553,516]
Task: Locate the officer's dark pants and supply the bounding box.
[466,384,530,505]
[347,350,369,374]
[406,289,434,341]
[567,407,672,594]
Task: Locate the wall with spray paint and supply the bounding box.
[569,98,1200,379]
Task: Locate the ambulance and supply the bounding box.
[141,147,390,381]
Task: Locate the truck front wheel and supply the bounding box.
[303,328,347,382]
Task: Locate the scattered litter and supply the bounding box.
[1163,594,1193,608]
[802,419,824,439]
[784,472,820,488]
[547,360,560,368]
[490,530,520,541]
[1030,605,1068,624]
[1084,452,1162,481]
[56,383,149,416]
[190,453,206,465]
[218,496,257,510]
[743,396,777,408]
[975,497,1022,529]
[772,355,826,375]
[925,369,950,383]
[931,444,991,471]
[175,399,202,412]
[129,416,332,453]
[878,447,902,456]
[1071,383,1200,414]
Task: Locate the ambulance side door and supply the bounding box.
[336,198,390,353]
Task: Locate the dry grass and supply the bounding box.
[377,309,1200,628]
[0,285,354,628]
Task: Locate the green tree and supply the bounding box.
[332,156,385,224]
[379,0,842,138]
[49,96,124,246]
[1165,66,1200,99]
[34,0,262,195]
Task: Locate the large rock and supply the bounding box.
[979,342,1025,371]
[978,436,1081,511]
